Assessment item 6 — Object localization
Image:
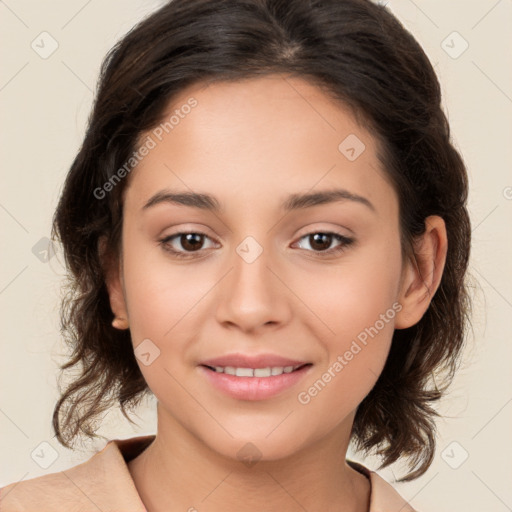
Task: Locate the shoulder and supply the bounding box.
[347,460,420,512]
[0,436,154,512]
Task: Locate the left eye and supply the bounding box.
[294,232,354,256]
[159,231,354,258]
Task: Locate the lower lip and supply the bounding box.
[199,364,312,401]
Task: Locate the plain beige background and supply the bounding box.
[1,1,511,510]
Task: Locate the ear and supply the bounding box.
[98,236,129,330]
[394,215,448,329]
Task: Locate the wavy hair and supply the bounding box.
[51,0,472,481]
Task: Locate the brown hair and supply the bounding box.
[51,0,472,481]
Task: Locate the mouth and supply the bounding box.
[198,363,313,401]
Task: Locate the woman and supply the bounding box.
[0,0,471,510]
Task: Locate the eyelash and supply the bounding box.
[158,231,355,259]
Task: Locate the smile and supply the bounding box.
[199,363,313,400]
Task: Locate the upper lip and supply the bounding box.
[200,353,310,369]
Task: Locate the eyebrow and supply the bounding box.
[142,188,375,213]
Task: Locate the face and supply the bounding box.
[107,74,422,462]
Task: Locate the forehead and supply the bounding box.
[125,74,395,217]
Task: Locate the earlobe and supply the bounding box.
[98,236,129,330]
[394,216,448,329]
[112,316,129,330]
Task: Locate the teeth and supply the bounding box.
[210,365,303,377]
[235,367,254,377]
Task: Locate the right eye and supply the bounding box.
[159,231,218,259]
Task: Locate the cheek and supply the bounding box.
[295,291,397,431]
[292,239,402,414]
[121,242,210,342]
[120,245,206,401]
[294,236,402,344]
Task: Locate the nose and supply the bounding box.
[215,237,291,333]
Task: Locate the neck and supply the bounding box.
[128,407,370,512]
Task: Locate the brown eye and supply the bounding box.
[159,231,216,258]
[295,232,354,257]
[308,233,334,251]
[178,233,205,252]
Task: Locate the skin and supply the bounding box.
[103,74,447,512]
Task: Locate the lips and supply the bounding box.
[198,353,313,400]
[199,361,313,400]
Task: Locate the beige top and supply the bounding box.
[0,435,418,511]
